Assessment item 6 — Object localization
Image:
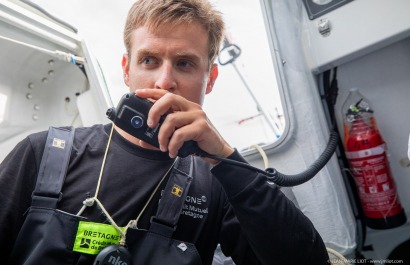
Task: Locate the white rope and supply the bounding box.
[326,247,351,265]
[121,158,177,245]
[76,123,177,246]
[132,158,177,228]
[250,144,269,169]
[75,124,115,216]
[94,124,115,198]
[75,124,125,241]
[87,197,125,238]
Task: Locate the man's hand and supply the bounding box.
[135,89,234,163]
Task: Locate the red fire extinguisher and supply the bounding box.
[342,88,406,229]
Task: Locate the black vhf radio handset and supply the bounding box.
[106,93,203,158]
[106,92,339,187]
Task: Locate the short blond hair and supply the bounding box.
[124,0,225,67]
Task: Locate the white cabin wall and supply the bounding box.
[251,0,357,255]
[274,0,410,260]
[0,1,112,161]
[334,37,410,260]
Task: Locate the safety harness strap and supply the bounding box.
[31,127,74,208]
[150,156,193,237]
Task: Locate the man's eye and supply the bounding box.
[142,57,156,64]
[177,60,193,68]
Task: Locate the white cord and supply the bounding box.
[76,124,177,246]
[94,124,115,198]
[132,158,177,228]
[0,35,85,64]
[75,125,125,241]
[250,144,269,169]
[326,247,351,265]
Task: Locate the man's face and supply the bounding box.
[122,22,218,105]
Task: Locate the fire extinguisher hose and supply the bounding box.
[201,131,339,187]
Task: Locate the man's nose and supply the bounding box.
[155,63,177,91]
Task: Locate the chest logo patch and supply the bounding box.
[73,221,124,255]
[52,138,66,149]
[171,184,183,197]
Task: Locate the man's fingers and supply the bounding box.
[135,88,167,100]
[134,88,226,158]
[167,123,202,158]
[157,110,204,152]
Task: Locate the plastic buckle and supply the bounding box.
[150,216,176,230]
[149,217,176,238]
[31,192,63,208]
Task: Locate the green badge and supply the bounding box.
[73,221,124,255]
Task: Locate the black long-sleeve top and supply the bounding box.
[0,124,329,264]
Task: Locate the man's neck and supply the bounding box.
[114,126,159,151]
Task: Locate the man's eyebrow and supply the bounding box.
[136,49,160,57]
[175,52,202,63]
[136,49,204,63]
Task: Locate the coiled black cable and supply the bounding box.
[202,131,339,187]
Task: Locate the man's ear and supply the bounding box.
[122,54,130,86]
[205,64,219,94]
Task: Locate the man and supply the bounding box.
[0,0,329,264]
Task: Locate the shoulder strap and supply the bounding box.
[31,126,75,208]
[149,156,193,238]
